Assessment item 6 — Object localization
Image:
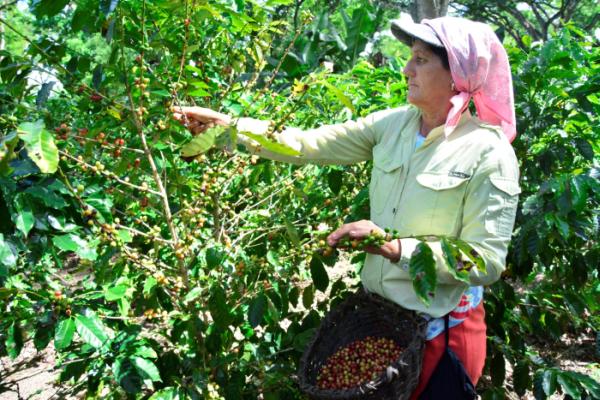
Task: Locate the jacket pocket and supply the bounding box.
[412,172,470,234]
[486,176,521,237]
[416,172,470,191]
[370,158,402,215]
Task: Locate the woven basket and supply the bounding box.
[298,289,427,400]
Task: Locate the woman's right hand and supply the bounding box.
[171,106,232,135]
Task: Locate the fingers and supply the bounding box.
[171,106,232,133]
[171,106,209,121]
[191,122,214,135]
[172,111,216,135]
[326,220,383,247]
[327,224,356,247]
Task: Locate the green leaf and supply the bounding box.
[284,218,300,247]
[31,0,70,17]
[184,287,202,303]
[209,286,232,330]
[117,229,133,243]
[180,126,223,157]
[0,234,17,276]
[86,195,113,223]
[248,293,266,328]
[205,247,224,269]
[143,276,157,297]
[131,356,162,382]
[6,322,24,359]
[187,88,211,97]
[310,255,329,292]
[320,81,355,114]
[452,238,486,273]
[104,284,128,301]
[556,373,581,399]
[409,242,437,307]
[266,250,280,268]
[490,351,505,387]
[0,288,17,300]
[75,312,110,349]
[302,285,314,309]
[568,371,600,398]
[149,387,179,400]
[14,195,34,237]
[134,345,158,359]
[533,370,547,400]
[25,185,68,210]
[54,318,75,350]
[17,120,59,173]
[53,234,97,261]
[542,369,557,395]
[327,169,343,195]
[0,132,19,176]
[239,131,302,157]
[513,361,530,396]
[440,238,470,284]
[293,328,316,351]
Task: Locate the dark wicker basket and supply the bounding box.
[298,289,427,400]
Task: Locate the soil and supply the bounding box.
[1,256,597,399]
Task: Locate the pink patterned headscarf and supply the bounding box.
[423,17,517,142]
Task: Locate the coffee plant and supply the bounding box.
[0,1,598,399]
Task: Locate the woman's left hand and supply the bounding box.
[327,220,401,262]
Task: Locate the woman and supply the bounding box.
[173,14,520,399]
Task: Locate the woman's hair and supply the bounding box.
[429,44,450,70]
[412,38,450,70]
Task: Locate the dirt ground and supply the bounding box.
[1,257,597,399]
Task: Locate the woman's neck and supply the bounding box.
[419,108,450,137]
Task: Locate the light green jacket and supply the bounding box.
[235,105,520,317]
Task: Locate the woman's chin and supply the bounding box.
[406,95,420,107]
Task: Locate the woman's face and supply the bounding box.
[403,40,454,112]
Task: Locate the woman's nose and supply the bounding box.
[402,60,414,78]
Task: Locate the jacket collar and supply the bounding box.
[423,109,472,144]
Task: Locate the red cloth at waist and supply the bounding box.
[410,301,487,399]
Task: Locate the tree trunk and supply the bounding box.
[410,0,450,21]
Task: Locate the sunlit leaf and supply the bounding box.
[14,195,34,237]
[131,356,162,382]
[54,318,75,350]
[320,80,355,114]
[104,284,128,301]
[53,234,97,261]
[180,126,223,157]
[75,312,110,349]
[239,131,302,156]
[17,121,59,173]
[0,234,17,275]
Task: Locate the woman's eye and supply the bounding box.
[415,57,426,64]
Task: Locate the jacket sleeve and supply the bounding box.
[233,108,407,165]
[396,144,521,286]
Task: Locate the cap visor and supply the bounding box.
[391,18,443,48]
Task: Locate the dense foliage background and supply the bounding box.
[0,0,598,399]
